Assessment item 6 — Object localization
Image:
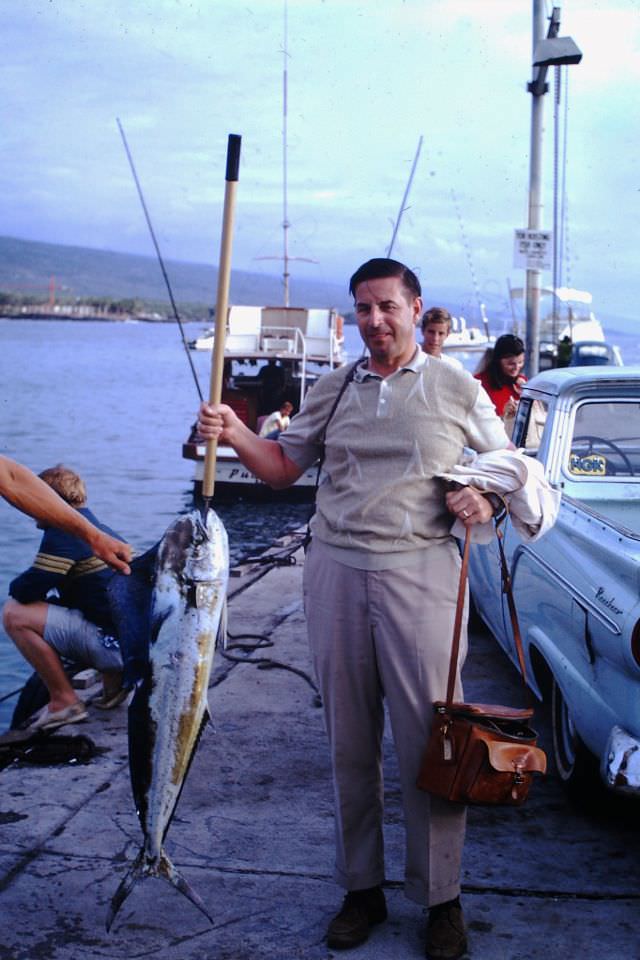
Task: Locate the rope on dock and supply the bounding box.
[222,632,321,706]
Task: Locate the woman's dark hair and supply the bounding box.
[348,258,421,301]
[483,334,525,389]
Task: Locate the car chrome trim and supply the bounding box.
[514,545,622,635]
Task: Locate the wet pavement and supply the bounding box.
[1,531,639,960]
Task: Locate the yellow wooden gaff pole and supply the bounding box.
[202,134,242,505]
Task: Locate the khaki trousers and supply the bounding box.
[303,537,467,907]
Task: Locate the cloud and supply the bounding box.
[1,0,637,321]
[308,189,348,203]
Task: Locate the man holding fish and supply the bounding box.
[198,257,511,960]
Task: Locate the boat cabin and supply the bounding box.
[183,304,345,478]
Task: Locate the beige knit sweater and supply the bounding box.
[279,352,507,558]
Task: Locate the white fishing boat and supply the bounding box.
[442,314,492,354]
[182,304,345,500]
[510,285,603,340]
[509,285,622,367]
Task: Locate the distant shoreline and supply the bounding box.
[1,312,359,325]
[0,312,195,324]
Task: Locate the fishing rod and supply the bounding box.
[450,187,490,339]
[116,117,204,402]
[386,135,423,258]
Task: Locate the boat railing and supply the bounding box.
[259,323,339,355]
[260,324,305,354]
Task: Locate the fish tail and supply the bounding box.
[105,849,145,931]
[157,849,214,923]
[106,847,213,931]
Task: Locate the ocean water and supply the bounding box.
[1,317,638,729]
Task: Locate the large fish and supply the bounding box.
[106,507,228,931]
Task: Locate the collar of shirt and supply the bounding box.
[353,345,426,383]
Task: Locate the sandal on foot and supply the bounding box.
[28,702,88,732]
[93,687,129,710]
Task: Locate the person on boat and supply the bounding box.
[421,306,463,369]
[257,358,286,414]
[258,400,294,439]
[0,455,131,574]
[2,465,128,732]
[196,257,514,960]
[474,333,526,420]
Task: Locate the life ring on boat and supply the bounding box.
[335,313,344,340]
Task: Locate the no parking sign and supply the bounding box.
[513,229,552,270]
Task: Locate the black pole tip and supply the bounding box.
[225,135,242,182]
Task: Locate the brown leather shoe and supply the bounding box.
[425,897,468,959]
[326,885,387,950]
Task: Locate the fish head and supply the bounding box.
[156,509,228,585]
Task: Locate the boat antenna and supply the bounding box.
[254,0,317,304]
[116,117,204,401]
[386,135,423,258]
[450,188,489,339]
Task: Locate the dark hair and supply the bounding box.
[348,258,421,301]
[421,306,452,333]
[484,334,526,389]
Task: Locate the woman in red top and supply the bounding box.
[474,334,526,419]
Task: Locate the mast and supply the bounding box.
[255,0,316,300]
[282,0,290,306]
[386,135,423,258]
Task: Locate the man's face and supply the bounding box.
[422,321,450,357]
[354,276,422,372]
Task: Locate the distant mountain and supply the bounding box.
[0,234,523,330]
[0,235,352,312]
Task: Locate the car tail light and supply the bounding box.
[631,619,640,667]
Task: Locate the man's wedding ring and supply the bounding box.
[462,509,470,518]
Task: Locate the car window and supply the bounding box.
[513,398,548,453]
[567,401,640,479]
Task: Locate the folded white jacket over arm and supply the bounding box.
[440,449,561,544]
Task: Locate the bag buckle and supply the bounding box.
[438,718,454,762]
[511,760,526,799]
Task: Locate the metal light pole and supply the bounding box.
[524,1,549,377]
[524,3,581,377]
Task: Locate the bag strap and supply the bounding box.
[444,508,530,710]
[303,357,364,546]
[444,527,472,707]
[495,511,529,685]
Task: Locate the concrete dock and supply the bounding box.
[1,532,639,960]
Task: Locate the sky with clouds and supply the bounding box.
[2,0,639,321]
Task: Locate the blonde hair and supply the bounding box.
[421,306,452,334]
[38,464,87,508]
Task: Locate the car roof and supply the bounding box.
[527,365,640,398]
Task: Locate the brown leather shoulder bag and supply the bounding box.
[416,520,547,806]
